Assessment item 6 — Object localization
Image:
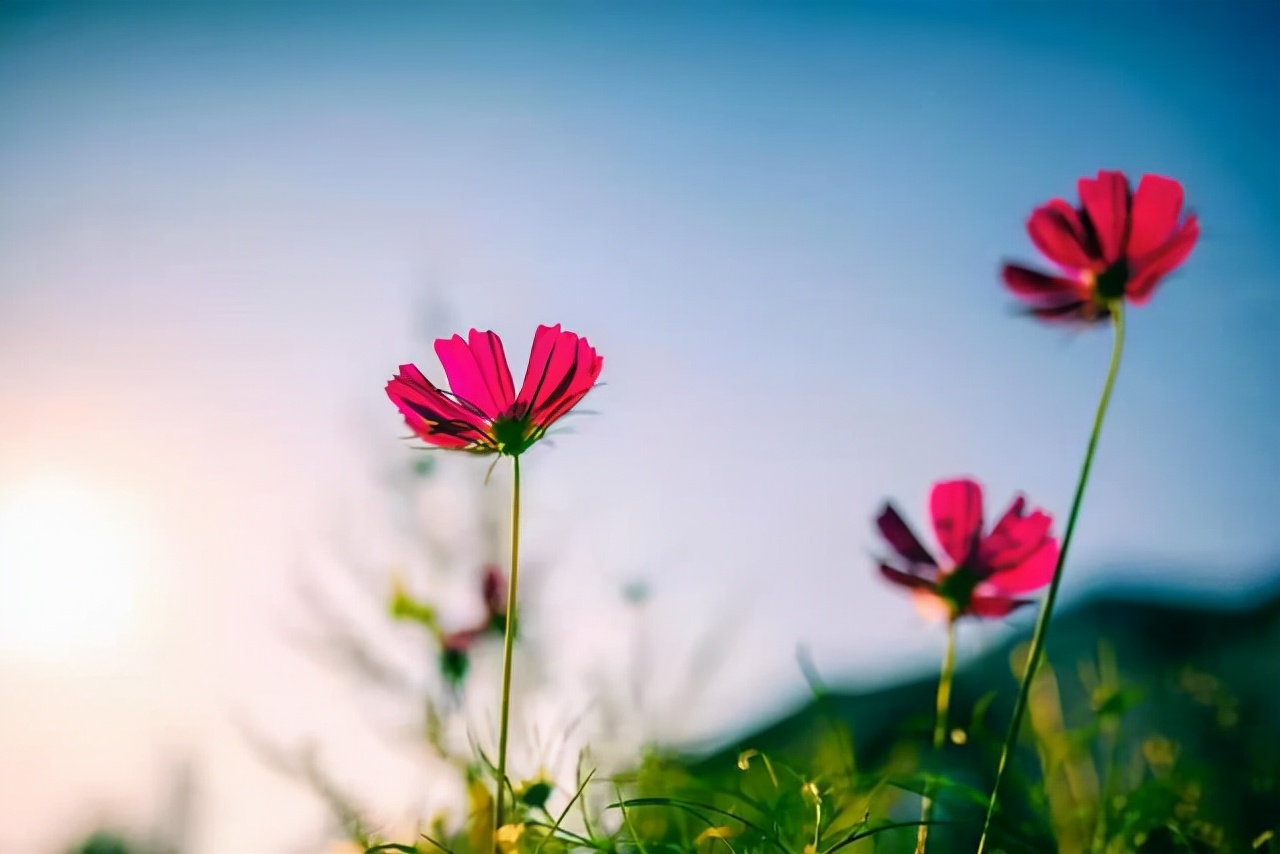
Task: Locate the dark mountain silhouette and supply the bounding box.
[688,564,1280,852]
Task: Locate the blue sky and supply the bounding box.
[1,2,1277,851]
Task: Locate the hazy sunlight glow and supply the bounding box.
[0,476,149,659]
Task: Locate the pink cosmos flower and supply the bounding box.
[1002,170,1199,324]
[875,479,1059,620]
[440,566,512,685]
[387,324,603,456]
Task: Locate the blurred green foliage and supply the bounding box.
[64,832,160,854]
[352,584,1280,854]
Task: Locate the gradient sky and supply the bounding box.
[1,2,1277,852]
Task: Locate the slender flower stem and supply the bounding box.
[494,455,522,848]
[916,619,958,854]
[976,306,1126,854]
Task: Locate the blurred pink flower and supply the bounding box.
[875,478,1059,620]
[1002,170,1199,324]
[440,566,512,685]
[482,563,508,621]
[387,324,603,456]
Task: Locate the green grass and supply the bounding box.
[341,638,1277,854]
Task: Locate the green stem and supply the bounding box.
[976,306,1126,854]
[494,455,522,848]
[917,619,958,854]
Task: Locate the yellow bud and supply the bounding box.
[496,823,524,853]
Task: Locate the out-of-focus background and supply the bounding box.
[1,2,1277,852]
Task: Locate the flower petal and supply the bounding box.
[1126,175,1186,259]
[875,504,937,566]
[1023,299,1109,325]
[434,330,516,419]
[386,364,492,449]
[967,592,1033,619]
[530,335,604,429]
[879,563,937,591]
[1002,264,1086,301]
[1028,199,1097,270]
[977,495,1053,571]
[930,479,984,566]
[1077,170,1132,264]
[442,626,484,652]
[987,539,1058,595]
[515,324,571,415]
[1126,214,1199,305]
[1003,265,1106,324]
[515,325,603,430]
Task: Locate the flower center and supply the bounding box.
[1084,259,1129,304]
[489,416,534,456]
[936,564,981,614]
